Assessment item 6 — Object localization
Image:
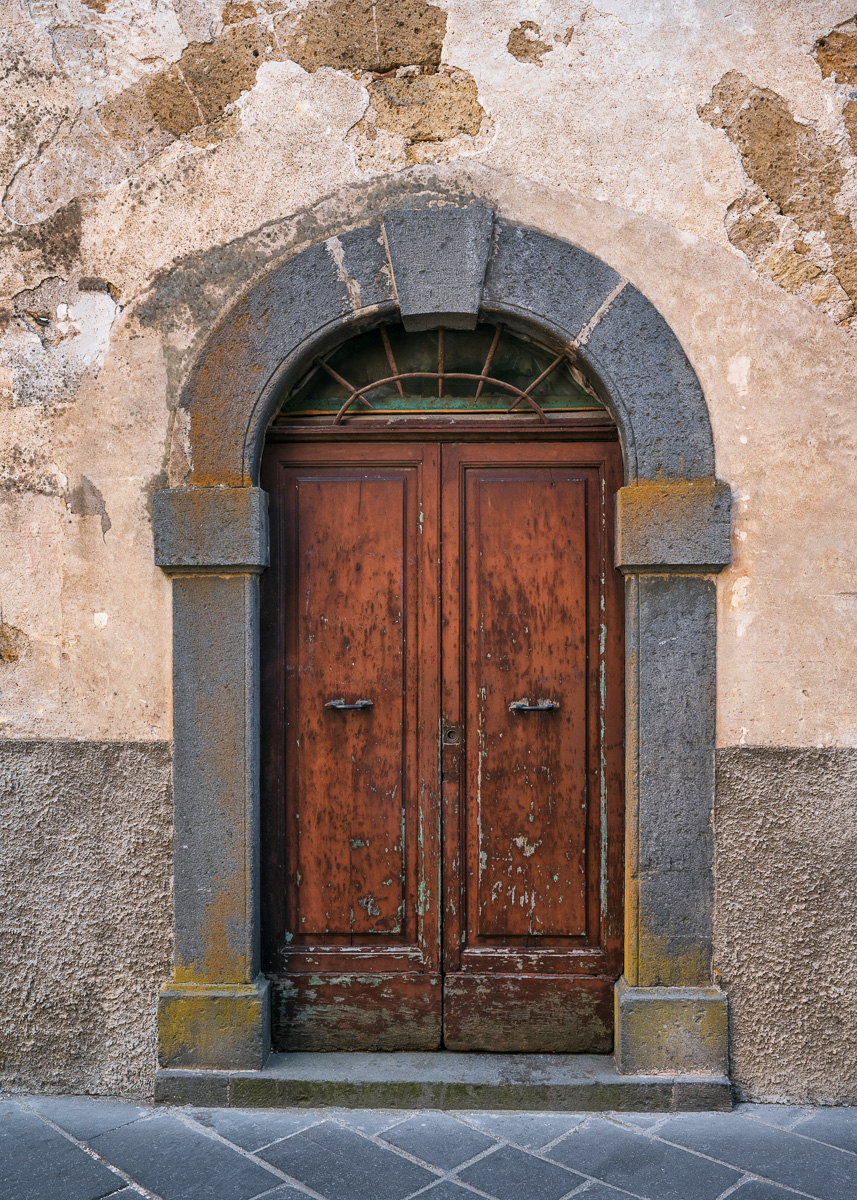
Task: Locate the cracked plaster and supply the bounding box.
[2,1,857,1103]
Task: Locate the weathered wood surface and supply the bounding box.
[443,974,614,1053]
[262,437,623,1052]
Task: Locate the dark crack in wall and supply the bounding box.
[700,61,857,335]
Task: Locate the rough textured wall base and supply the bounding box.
[0,741,173,1098]
[715,747,857,1104]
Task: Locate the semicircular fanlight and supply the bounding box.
[272,322,605,425]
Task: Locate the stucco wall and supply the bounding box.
[715,748,857,1104]
[0,742,172,1096]
[2,0,857,1099]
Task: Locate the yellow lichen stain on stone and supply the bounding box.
[699,67,857,334]
[157,982,265,1069]
[175,870,248,985]
[507,21,552,66]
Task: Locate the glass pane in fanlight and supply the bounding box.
[277,323,605,419]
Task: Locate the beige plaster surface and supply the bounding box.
[2,0,857,1100]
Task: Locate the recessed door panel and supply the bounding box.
[465,469,589,941]
[291,475,408,939]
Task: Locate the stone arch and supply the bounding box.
[153,205,732,1090]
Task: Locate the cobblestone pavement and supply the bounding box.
[4,1096,857,1200]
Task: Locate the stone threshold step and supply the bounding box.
[156,1052,732,1112]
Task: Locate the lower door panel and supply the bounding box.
[443,975,614,1053]
[273,973,442,1052]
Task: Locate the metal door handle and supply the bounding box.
[325,698,373,710]
[509,699,560,712]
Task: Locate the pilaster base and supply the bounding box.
[615,976,729,1076]
[158,978,270,1071]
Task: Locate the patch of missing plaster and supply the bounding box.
[3,26,281,225]
[222,3,258,25]
[0,623,29,666]
[68,475,112,538]
[1,277,119,406]
[278,0,446,74]
[507,21,552,65]
[277,0,488,170]
[347,66,491,171]
[699,68,857,334]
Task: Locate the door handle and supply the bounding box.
[325,698,373,710]
[509,699,560,712]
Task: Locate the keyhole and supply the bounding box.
[443,726,460,744]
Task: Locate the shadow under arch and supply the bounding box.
[153,204,733,1089]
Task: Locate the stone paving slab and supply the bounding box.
[4,1093,857,1200]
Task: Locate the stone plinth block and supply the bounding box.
[616,480,731,573]
[158,979,270,1071]
[615,976,729,1076]
[153,487,269,572]
[383,207,493,330]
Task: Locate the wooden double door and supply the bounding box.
[261,438,624,1052]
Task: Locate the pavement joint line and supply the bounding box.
[449,1131,649,1200]
[713,1175,757,1199]
[170,1108,327,1199]
[325,1110,412,1140]
[786,1111,818,1133]
[637,1126,824,1200]
[443,1108,589,1155]
[14,1097,163,1200]
[776,1122,857,1158]
[402,1173,498,1200]
[242,1115,329,1153]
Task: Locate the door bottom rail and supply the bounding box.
[155,1051,732,1112]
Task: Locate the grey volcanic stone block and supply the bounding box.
[482,222,621,339]
[616,480,731,572]
[155,1051,733,1111]
[583,283,714,482]
[170,572,261,981]
[153,487,268,571]
[614,977,729,1076]
[632,573,717,985]
[383,207,493,330]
